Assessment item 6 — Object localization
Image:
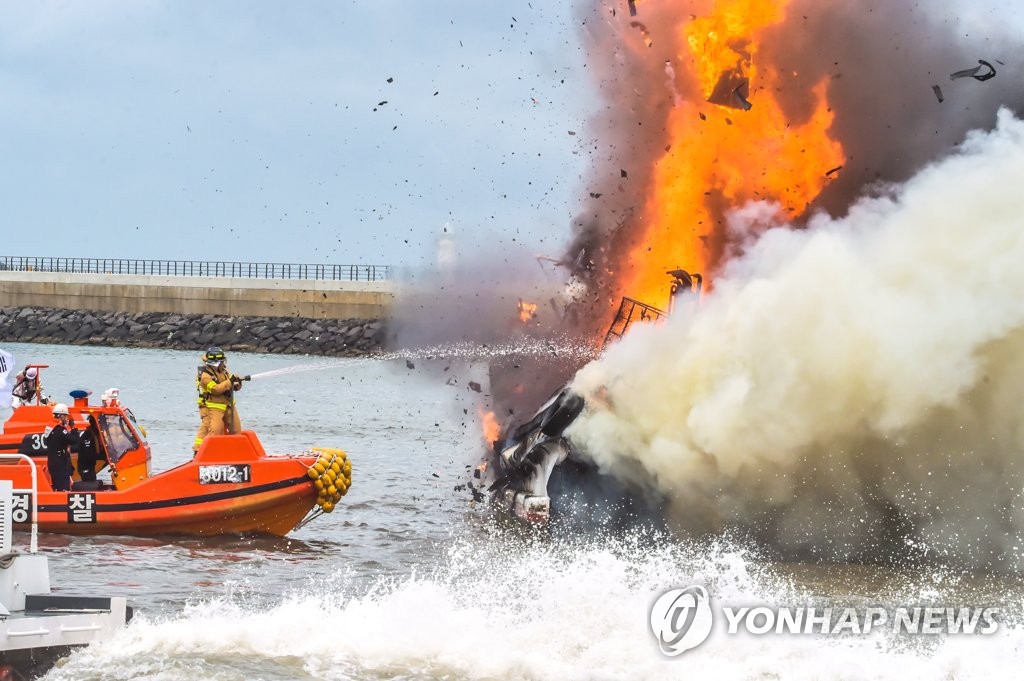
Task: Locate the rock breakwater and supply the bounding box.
[0,306,387,356]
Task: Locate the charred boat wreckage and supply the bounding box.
[482,269,702,525]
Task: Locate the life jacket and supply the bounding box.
[197,365,234,410]
[195,365,209,406]
[11,369,37,400]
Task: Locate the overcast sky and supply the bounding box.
[2,1,1020,273]
[0,1,594,269]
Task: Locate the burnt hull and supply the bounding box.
[486,386,665,529]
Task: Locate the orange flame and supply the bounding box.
[480,409,501,446]
[622,0,844,308]
[517,299,538,323]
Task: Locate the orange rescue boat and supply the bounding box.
[0,366,351,537]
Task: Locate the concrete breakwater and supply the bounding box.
[0,306,388,356]
[0,270,393,319]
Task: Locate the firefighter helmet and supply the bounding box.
[52,403,70,417]
[204,347,226,366]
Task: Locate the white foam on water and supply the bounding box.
[49,533,1024,681]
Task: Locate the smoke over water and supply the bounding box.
[389,239,598,418]
[568,111,1024,570]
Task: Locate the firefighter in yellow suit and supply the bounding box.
[193,347,245,451]
[192,351,214,452]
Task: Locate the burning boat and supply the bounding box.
[475,0,850,526]
[483,270,701,525]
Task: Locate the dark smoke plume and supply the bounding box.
[761,0,1024,215]
[564,0,1024,302]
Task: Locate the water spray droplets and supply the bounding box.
[248,337,599,380]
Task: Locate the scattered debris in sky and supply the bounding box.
[629,21,652,47]
[950,59,997,81]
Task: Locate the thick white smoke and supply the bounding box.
[568,110,1024,570]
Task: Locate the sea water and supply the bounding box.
[3,342,1021,680]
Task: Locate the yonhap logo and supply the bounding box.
[649,584,1000,658]
[650,585,714,656]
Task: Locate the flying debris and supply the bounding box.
[629,21,653,48]
[707,73,752,111]
[825,165,843,177]
[536,247,590,277]
[732,84,753,110]
[949,59,997,82]
[627,0,637,17]
[932,84,944,103]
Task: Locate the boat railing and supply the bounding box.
[0,454,39,554]
[603,297,667,348]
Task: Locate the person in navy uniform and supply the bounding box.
[75,414,103,483]
[46,403,75,491]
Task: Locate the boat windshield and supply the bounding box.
[122,407,147,443]
[98,413,140,464]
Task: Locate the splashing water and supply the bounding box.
[247,337,599,381]
[47,530,1024,681]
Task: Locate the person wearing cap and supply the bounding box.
[10,366,40,407]
[46,403,75,491]
[194,347,244,448]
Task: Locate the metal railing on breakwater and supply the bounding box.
[0,256,392,282]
